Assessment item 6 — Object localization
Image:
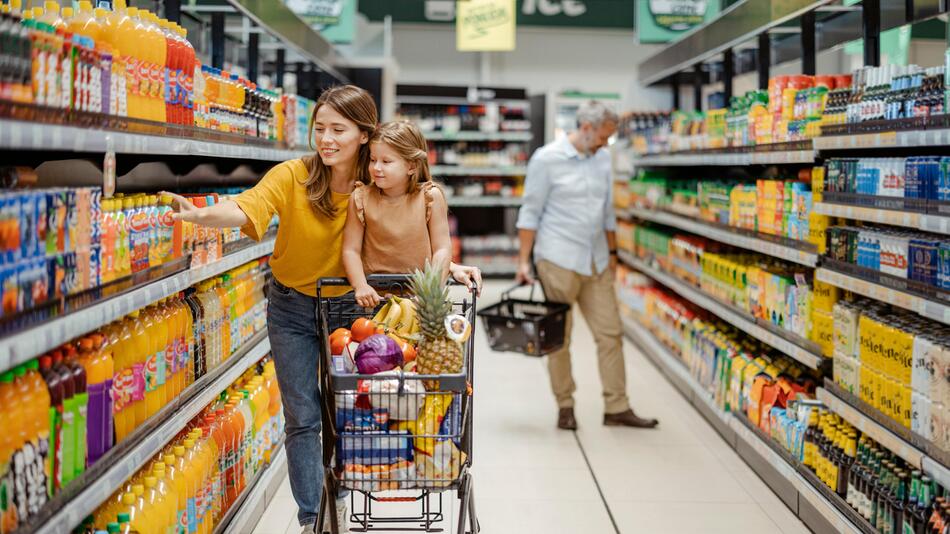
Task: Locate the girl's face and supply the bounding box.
[369,142,414,192]
[312,104,367,169]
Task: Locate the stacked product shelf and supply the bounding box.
[614,82,950,534]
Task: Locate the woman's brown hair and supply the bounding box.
[370,121,433,193]
[303,85,378,218]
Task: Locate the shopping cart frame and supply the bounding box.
[315,275,480,534]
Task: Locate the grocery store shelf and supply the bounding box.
[447,196,523,207]
[432,165,527,176]
[422,131,532,142]
[0,239,276,373]
[214,441,288,534]
[623,207,819,267]
[817,383,950,489]
[32,332,272,534]
[0,118,311,161]
[814,201,950,235]
[815,266,950,326]
[622,316,863,534]
[814,128,950,151]
[634,148,815,167]
[618,250,825,370]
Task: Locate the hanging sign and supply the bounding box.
[637,0,720,44]
[285,0,358,44]
[456,0,517,52]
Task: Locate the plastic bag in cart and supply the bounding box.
[366,370,426,421]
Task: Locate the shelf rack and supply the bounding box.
[447,197,523,208]
[0,239,276,374]
[0,118,310,161]
[618,250,826,370]
[814,201,950,235]
[422,131,532,142]
[814,127,950,152]
[622,316,864,534]
[432,165,528,176]
[213,442,288,534]
[623,207,819,267]
[30,332,272,534]
[815,266,950,326]
[817,384,949,489]
[634,146,815,167]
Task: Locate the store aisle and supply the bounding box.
[253,282,812,534]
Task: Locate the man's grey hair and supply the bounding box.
[576,100,619,128]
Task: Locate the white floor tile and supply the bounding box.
[252,281,813,533]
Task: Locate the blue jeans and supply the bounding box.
[267,277,351,527]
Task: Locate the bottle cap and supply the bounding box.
[44,1,59,13]
[78,0,92,12]
[61,6,72,17]
[174,445,185,456]
[117,512,130,523]
[144,476,156,487]
[132,484,143,496]
[122,494,135,505]
[107,523,120,534]
[164,454,176,465]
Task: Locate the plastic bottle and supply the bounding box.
[115,197,131,279]
[85,333,114,465]
[65,1,100,40]
[128,311,149,427]
[111,317,136,441]
[151,462,177,534]
[177,26,196,126]
[48,350,76,489]
[0,371,18,533]
[143,11,166,123]
[154,301,171,403]
[162,452,186,534]
[62,344,88,484]
[141,476,167,534]
[174,441,199,534]
[142,305,164,418]
[14,362,50,517]
[38,355,64,495]
[116,509,135,534]
[262,360,281,461]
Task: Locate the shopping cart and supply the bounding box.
[316,275,480,534]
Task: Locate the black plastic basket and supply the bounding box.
[477,282,569,357]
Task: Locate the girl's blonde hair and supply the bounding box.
[370,121,433,193]
[302,85,378,219]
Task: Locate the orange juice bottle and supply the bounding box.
[172,444,195,534]
[111,318,134,441]
[118,494,142,534]
[65,1,100,40]
[142,476,167,534]
[263,361,281,460]
[119,6,146,120]
[130,484,152,534]
[0,371,19,533]
[168,297,185,398]
[98,0,129,117]
[249,377,269,473]
[142,305,163,418]
[37,1,64,28]
[129,311,149,427]
[151,462,177,534]
[22,361,52,503]
[187,430,210,534]
[163,453,186,534]
[213,278,231,360]
[84,333,114,466]
[149,303,169,408]
[144,11,166,123]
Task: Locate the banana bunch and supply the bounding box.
[371,296,419,337]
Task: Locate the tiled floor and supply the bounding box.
[252,282,812,534]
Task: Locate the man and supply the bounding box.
[515,100,659,431]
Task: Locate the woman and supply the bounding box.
[163,85,481,534]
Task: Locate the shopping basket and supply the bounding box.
[477,281,569,357]
[316,275,480,534]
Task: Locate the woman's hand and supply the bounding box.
[449,263,482,296]
[160,191,201,223]
[354,284,382,308]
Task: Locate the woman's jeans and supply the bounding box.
[267,278,351,527]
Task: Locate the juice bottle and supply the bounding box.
[38,355,64,495]
[187,430,210,534]
[183,289,204,381]
[50,351,76,489]
[145,195,159,268]
[97,0,128,117]
[157,195,174,265]
[157,300,176,401]
[177,26,196,126]
[36,1,64,28]
[175,441,199,534]
[219,405,239,509]
[249,378,268,472]
[173,296,189,396]
[151,462,177,534]
[117,6,145,120]
[116,510,136,534]
[154,301,171,404]
[0,372,18,533]
[128,311,149,427]
[214,277,231,360]
[115,197,131,278]
[162,453,186,534]
[63,344,88,484]
[157,19,177,124]
[15,362,50,517]
[263,360,281,459]
[112,318,135,441]
[86,333,114,465]
[142,304,164,418]
[100,199,115,283]
[141,476,167,534]
[143,11,166,123]
[65,1,99,40]
[200,416,223,524]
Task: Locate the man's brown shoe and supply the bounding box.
[557,407,578,430]
[604,409,659,428]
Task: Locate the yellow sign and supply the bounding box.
[456,0,516,51]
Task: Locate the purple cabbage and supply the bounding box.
[354,334,404,374]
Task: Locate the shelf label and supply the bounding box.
[879,132,897,147]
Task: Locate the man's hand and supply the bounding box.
[515,261,535,285]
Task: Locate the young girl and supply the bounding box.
[342,121,453,307]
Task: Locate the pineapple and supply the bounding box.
[410,262,463,390]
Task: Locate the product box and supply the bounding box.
[812,279,839,313]
[810,309,835,357]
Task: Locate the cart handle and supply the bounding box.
[318,275,479,293]
[501,280,545,303]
